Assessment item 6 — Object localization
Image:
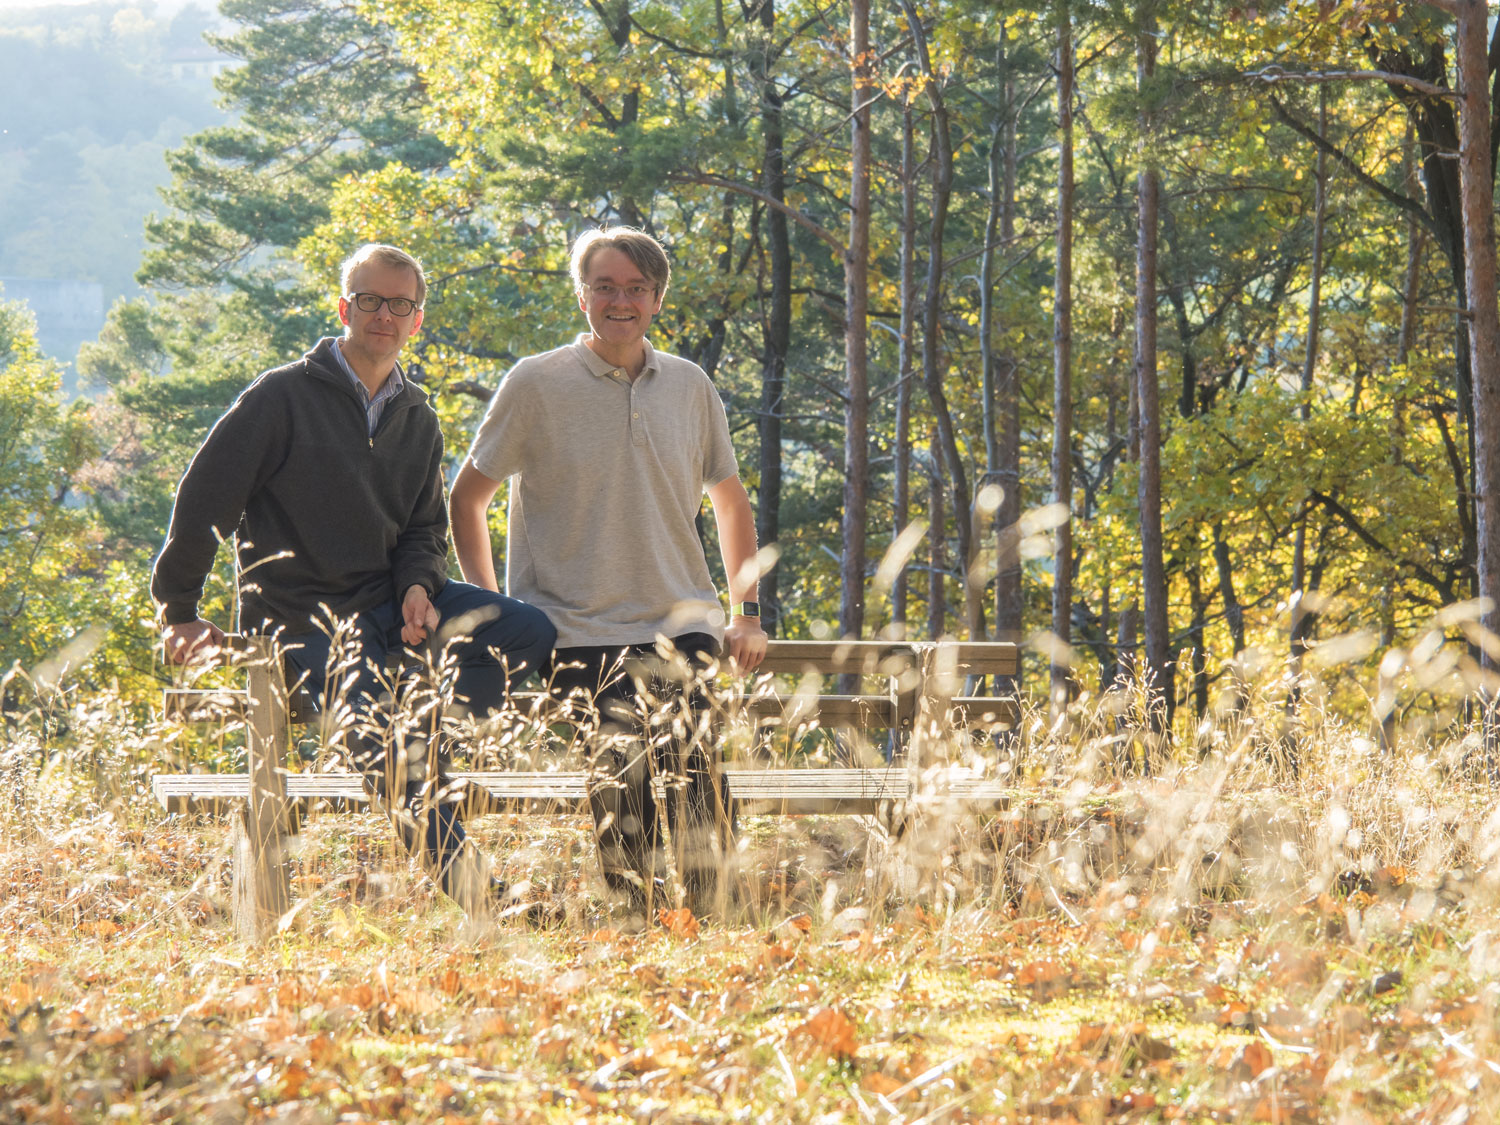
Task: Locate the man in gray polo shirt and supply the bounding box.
[450,226,766,919]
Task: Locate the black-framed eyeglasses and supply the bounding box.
[583,282,657,301]
[347,292,421,317]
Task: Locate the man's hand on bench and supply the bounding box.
[163,618,227,665]
[724,614,768,674]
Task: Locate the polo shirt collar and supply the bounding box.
[573,335,659,381]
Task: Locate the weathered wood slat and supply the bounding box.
[740,693,895,726]
[921,641,1021,676]
[152,768,1020,817]
[948,696,1021,726]
[165,688,902,729]
[756,640,918,677]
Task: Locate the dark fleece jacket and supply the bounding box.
[151,337,449,632]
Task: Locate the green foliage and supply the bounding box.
[0,300,125,695]
[10,0,1486,730]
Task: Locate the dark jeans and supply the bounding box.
[281,581,555,895]
[550,633,733,909]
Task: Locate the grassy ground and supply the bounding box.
[3,698,1500,1123]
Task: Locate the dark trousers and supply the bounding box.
[550,633,733,908]
[281,581,556,895]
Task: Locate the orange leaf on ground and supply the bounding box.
[308,1033,337,1065]
[536,1031,572,1065]
[659,908,700,938]
[1016,959,1070,1001]
[1217,1000,1256,1029]
[862,1072,903,1095]
[1233,1040,1273,1080]
[761,941,800,968]
[791,1006,859,1060]
[280,1062,311,1099]
[633,964,666,988]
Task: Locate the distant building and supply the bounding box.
[0,276,105,385]
[163,45,233,83]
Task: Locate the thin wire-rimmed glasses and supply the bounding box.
[347,292,421,317]
[582,282,657,301]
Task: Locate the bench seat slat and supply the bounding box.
[947,696,1021,725]
[164,690,901,726]
[152,768,1019,816]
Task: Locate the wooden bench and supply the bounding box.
[155,636,1018,938]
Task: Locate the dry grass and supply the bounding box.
[3,661,1500,1123]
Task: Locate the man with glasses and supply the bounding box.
[152,243,556,918]
[450,226,767,923]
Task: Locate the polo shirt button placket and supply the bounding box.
[629,384,645,446]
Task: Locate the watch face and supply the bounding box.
[738,602,761,618]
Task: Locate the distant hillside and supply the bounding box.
[0,2,227,376]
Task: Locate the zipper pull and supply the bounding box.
[368,437,374,449]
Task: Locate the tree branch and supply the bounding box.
[1267,94,1441,239]
[666,172,844,252]
[445,379,497,403]
[1308,489,1453,598]
[1246,65,1455,101]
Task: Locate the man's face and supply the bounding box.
[338,261,424,364]
[577,247,663,349]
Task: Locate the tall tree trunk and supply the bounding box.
[1380,123,1423,753]
[1050,0,1075,711]
[1187,562,1208,724]
[1136,4,1171,732]
[893,97,917,635]
[902,0,978,639]
[840,0,871,645]
[1454,0,1500,743]
[1289,86,1329,719]
[980,66,1003,608]
[754,0,790,637]
[1212,521,1247,718]
[927,439,947,639]
[993,32,1023,693]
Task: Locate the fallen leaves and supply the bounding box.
[1015,957,1072,1001]
[1070,1021,1175,1073]
[657,908,700,939]
[790,1006,859,1061]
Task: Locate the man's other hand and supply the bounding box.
[163,619,226,665]
[402,584,441,647]
[724,614,768,674]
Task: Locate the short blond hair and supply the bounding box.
[340,244,427,308]
[570,227,670,299]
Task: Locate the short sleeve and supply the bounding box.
[700,377,738,489]
[467,364,532,481]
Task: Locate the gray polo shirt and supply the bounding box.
[468,336,739,647]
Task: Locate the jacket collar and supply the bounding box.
[305,337,428,409]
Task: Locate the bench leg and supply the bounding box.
[233,654,294,942]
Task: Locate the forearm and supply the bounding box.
[451,504,499,591]
[392,450,450,599]
[709,478,759,604]
[449,461,503,592]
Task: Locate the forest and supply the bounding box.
[7,3,1500,1121]
[2,0,1491,743]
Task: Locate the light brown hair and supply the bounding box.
[570,227,670,299]
[340,244,427,308]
